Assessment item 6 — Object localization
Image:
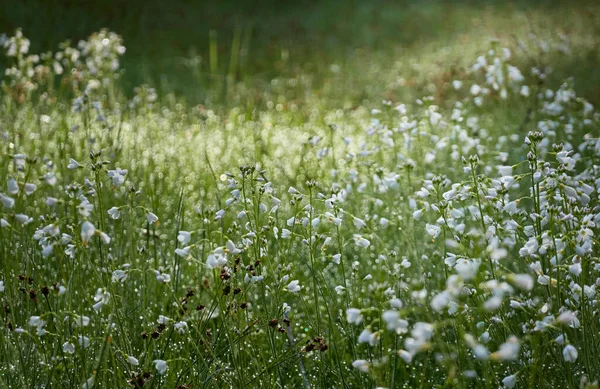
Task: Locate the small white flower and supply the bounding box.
[563,344,578,363]
[502,374,517,388]
[23,183,37,195]
[174,321,188,334]
[81,221,96,245]
[7,178,19,194]
[82,376,94,389]
[332,253,341,264]
[127,356,139,366]
[390,298,403,309]
[0,194,15,209]
[511,274,534,291]
[357,328,379,345]
[107,207,120,219]
[63,342,75,354]
[107,168,128,186]
[78,335,90,349]
[177,231,191,246]
[15,214,33,224]
[111,270,128,283]
[491,336,520,361]
[351,359,370,373]
[175,246,192,258]
[425,223,441,239]
[154,271,171,283]
[67,158,80,170]
[353,234,370,248]
[346,308,363,325]
[146,212,158,224]
[153,359,168,375]
[353,217,366,229]
[287,280,301,293]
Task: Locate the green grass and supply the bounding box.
[1,0,599,106]
[0,1,600,388]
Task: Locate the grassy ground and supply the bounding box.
[1,1,600,388]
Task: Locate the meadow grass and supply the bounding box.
[0,2,600,388]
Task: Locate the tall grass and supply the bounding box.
[0,20,599,389]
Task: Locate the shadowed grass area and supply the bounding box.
[1,0,599,107]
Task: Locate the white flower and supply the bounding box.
[78,335,90,348]
[29,316,47,336]
[398,350,413,363]
[226,240,241,254]
[502,374,517,388]
[287,280,301,293]
[334,285,345,295]
[425,223,441,239]
[42,244,54,258]
[67,158,80,169]
[107,168,128,186]
[73,315,90,327]
[353,234,370,248]
[357,328,379,345]
[107,207,120,219]
[81,221,96,245]
[511,274,534,291]
[23,183,37,195]
[99,231,111,244]
[491,336,520,361]
[175,246,192,258]
[0,194,15,209]
[568,263,582,276]
[63,342,75,354]
[0,280,4,292]
[382,310,408,334]
[127,356,139,366]
[153,359,168,375]
[174,321,188,334]
[15,214,33,224]
[346,308,363,325]
[177,231,191,246]
[111,270,128,283]
[44,172,57,186]
[206,252,227,269]
[352,359,370,373]
[390,298,403,309]
[412,209,424,220]
[93,288,110,311]
[353,217,366,229]
[146,212,158,224]
[563,344,578,363]
[82,376,94,389]
[154,271,171,283]
[7,178,19,194]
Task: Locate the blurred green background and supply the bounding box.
[1,0,599,107]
